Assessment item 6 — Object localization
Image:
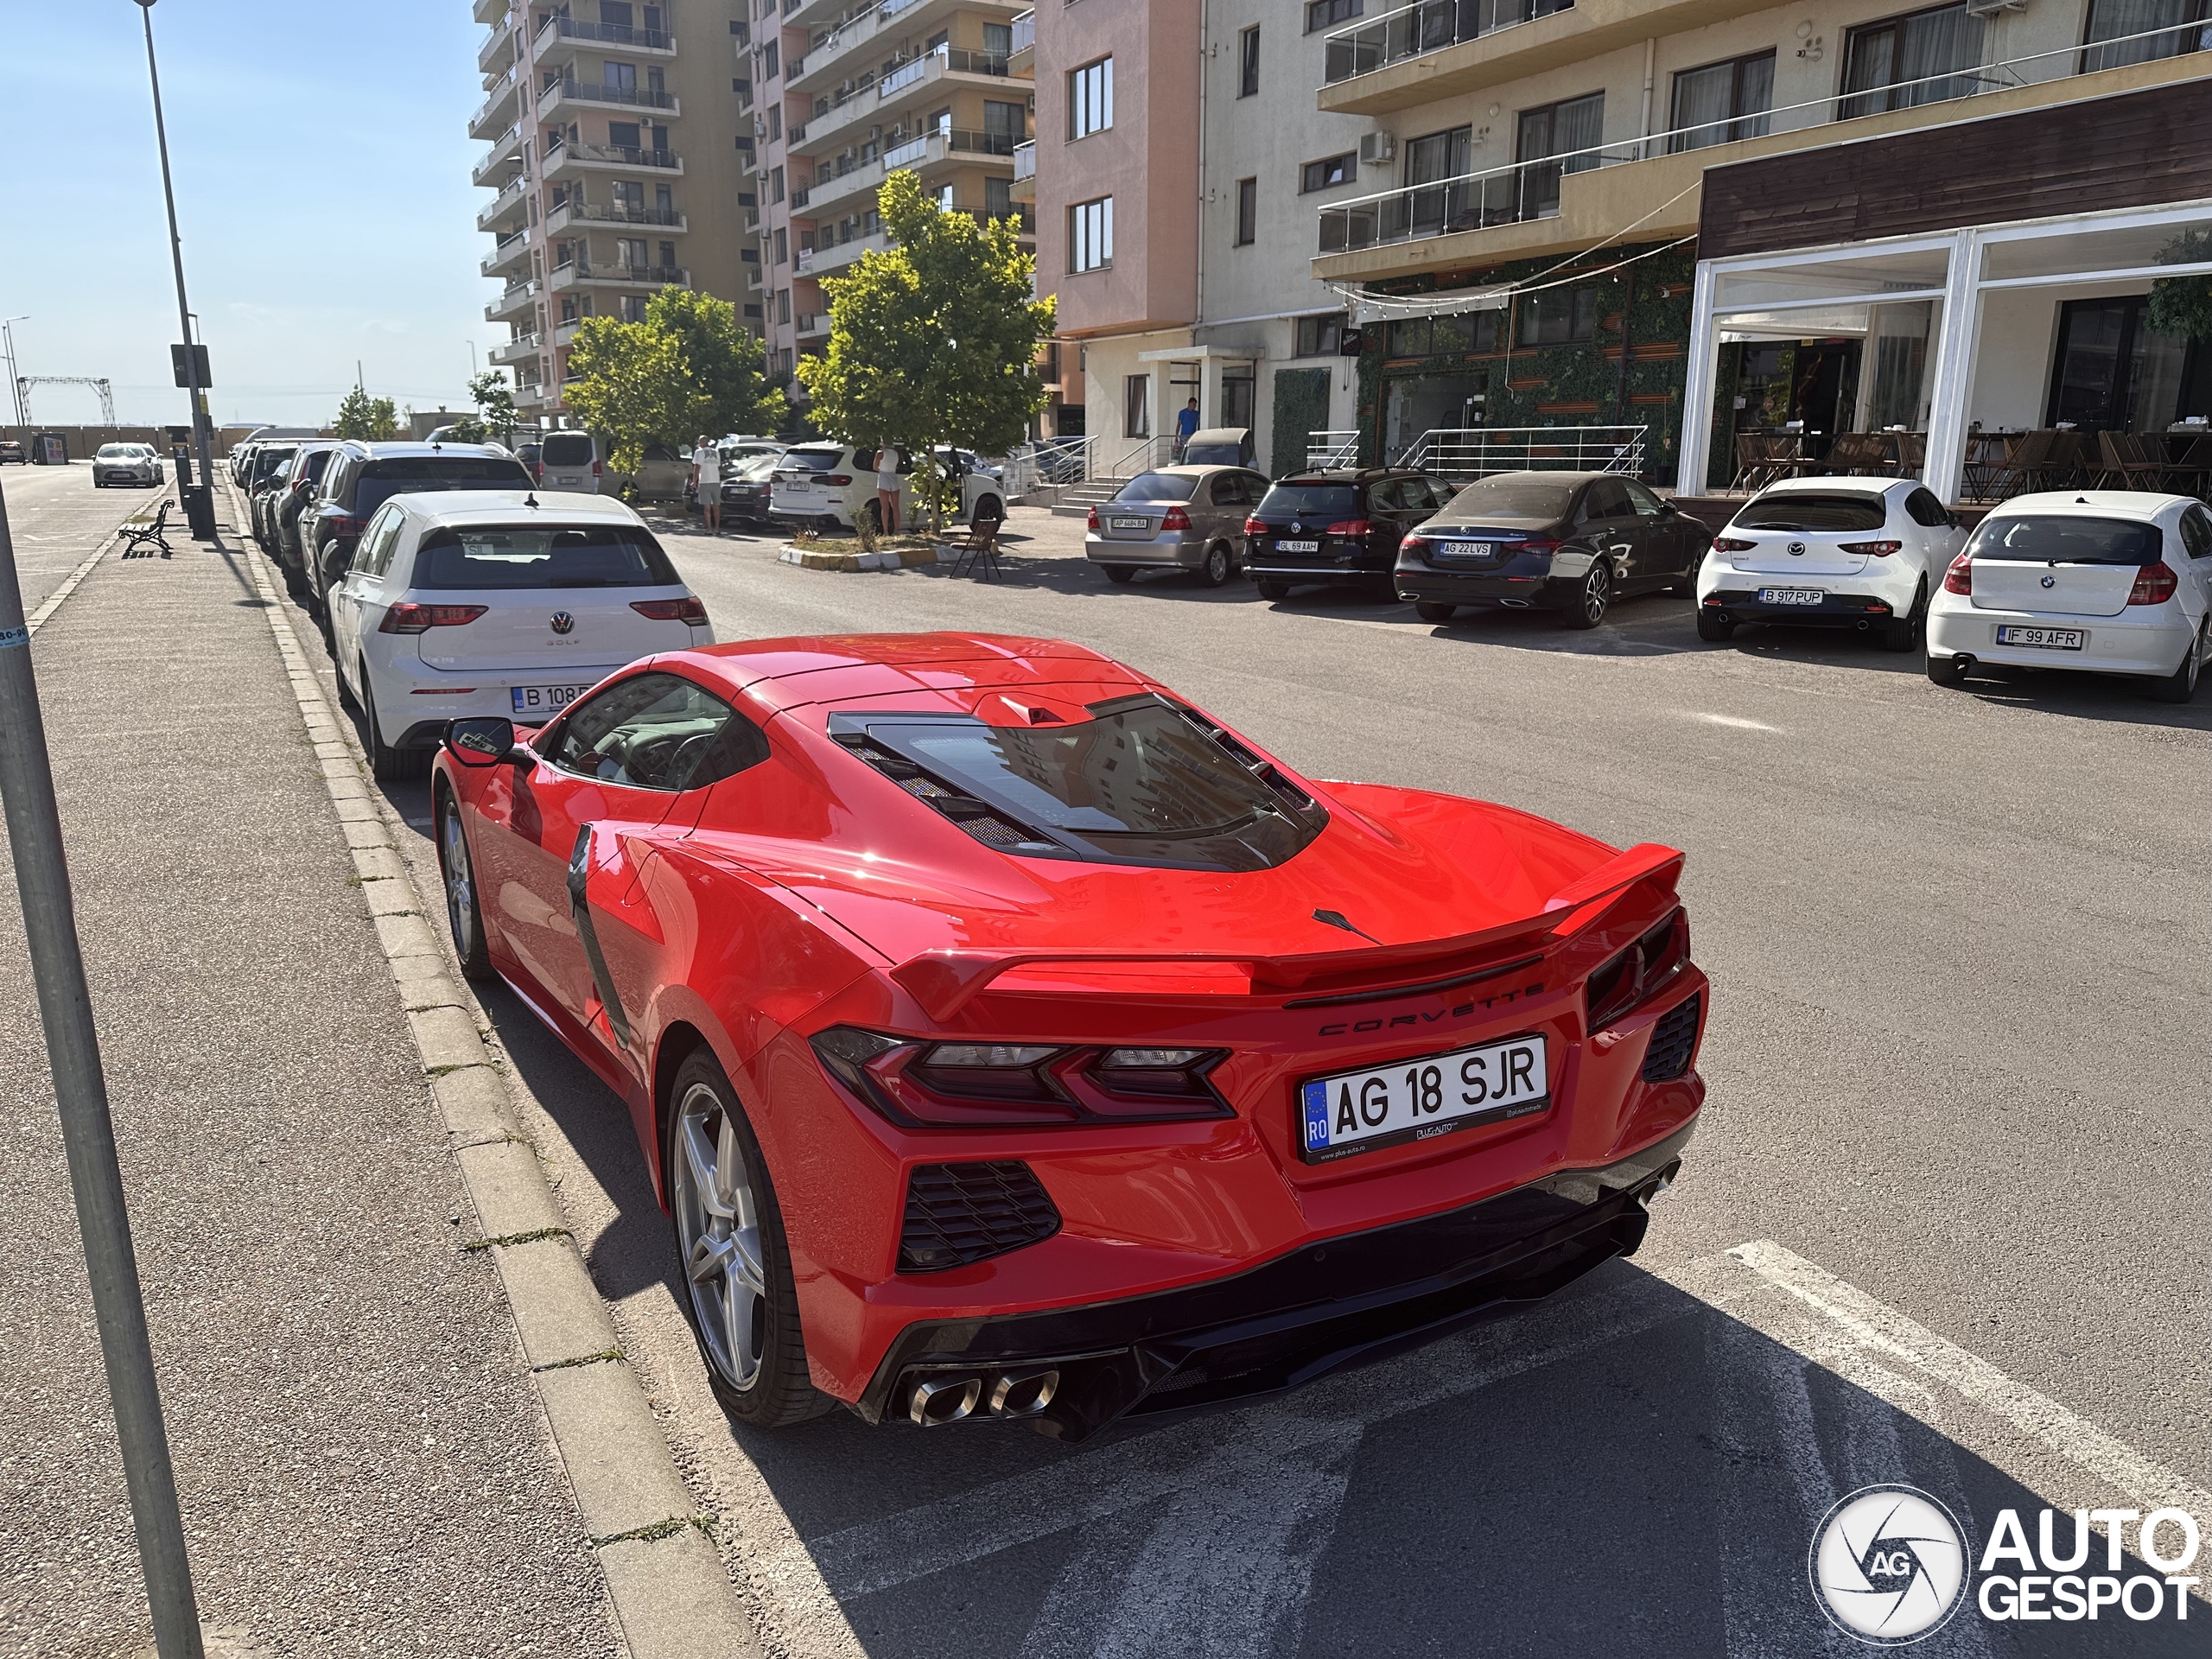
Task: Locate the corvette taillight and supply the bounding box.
[810,1026,1229,1128]
[2128,562,2178,606]
[379,603,488,633]
[1586,908,1690,1032]
[1942,553,1973,594]
[1840,539,1903,557]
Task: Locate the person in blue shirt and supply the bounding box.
[1174,398,1199,459]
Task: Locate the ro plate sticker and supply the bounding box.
[1301,1081,1331,1153]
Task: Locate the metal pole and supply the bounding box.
[0,478,206,1655]
[0,318,26,432]
[138,0,215,531]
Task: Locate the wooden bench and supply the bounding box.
[120,500,174,559]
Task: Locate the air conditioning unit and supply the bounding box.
[1359,131,1396,165]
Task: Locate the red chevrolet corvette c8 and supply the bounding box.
[430,632,1707,1441]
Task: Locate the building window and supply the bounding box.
[986,175,1014,218]
[1235,177,1257,245]
[1070,195,1114,271]
[1222,362,1256,428]
[761,41,779,79]
[2081,0,2209,71]
[1668,51,1775,151]
[778,289,791,324]
[1840,3,1985,118]
[983,21,1013,55]
[1517,289,1598,346]
[1239,27,1261,96]
[774,227,788,263]
[1385,310,1500,356]
[620,294,649,322]
[768,105,782,142]
[1306,0,1362,31]
[1124,374,1151,438]
[1516,92,1604,218]
[1295,312,1351,356]
[1300,153,1356,193]
[770,166,785,203]
[1069,56,1113,137]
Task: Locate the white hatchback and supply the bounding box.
[1925,490,2210,703]
[1695,475,1965,651]
[327,490,713,779]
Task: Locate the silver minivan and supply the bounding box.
[1083,465,1270,588]
[537,430,605,493]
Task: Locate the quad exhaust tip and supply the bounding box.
[907,1367,1061,1426]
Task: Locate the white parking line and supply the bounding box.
[1684,710,1783,732]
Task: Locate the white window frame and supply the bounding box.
[1069,56,1113,139]
[1070,195,1114,272]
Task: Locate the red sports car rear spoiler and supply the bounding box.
[889,842,1684,1021]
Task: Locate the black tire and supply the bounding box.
[334,655,361,713]
[1103,563,1137,585]
[2145,620,2205,704]
[664,1046,833,1429]
[1196,541,1233,588]
[1879,582,1926,653]
[1414,601,1455,622]
[1695,608,1737,642]
[976,493,1002,523]
[1255,578,1289,601]
[1564,558,1611,630]
[433,782,496,983]
[361,665,429,782]
[1925,652,1973,688]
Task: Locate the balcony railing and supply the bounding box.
[546,78,679,111]
[553,200,684,229]
[535,14,674,52]
[1011,9,1034,54]
[554,260,690,287]
[545,137,682,171]
[1323,0,1572,86]
[1306,429,1361,468]
[1318,17,2212,257]
[1013,139,1035,181]
[471,64,519,131]
[477,173,530,227]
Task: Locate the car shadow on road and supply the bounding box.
[1936,666,2212,734]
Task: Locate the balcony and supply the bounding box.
[474,0,506,27]
[471,123,524,188]
[480,227,532,278]
[469,63,521,139]
[486,278,541,322]
[537,78,681,124]
[1009,9,1033,73]
[1313,26,2212,277]
[806,128,1020,217]
[546,200,687,237]
[476,173,531,232]
[1009,137,1034,203]
[528,12,677,66]
[804,228,893,277]
[549,259,690,292]
[787,0,931,95]
[543,138,683,181]
[477,8,518,73]
[795,311,830,342]
[491,333,541,365]
[794,43,1021,157]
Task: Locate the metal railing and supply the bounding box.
[1318,17,2212,256]
[1011,8,1034,54]
[555,201,683,228]
[1324,0,1572,86]
[554,260,689,286]
[1013,139,1035,181]
[546,138,681,170]
[472,64,518,130]
[548,78,677,111]
[1396,425,1645,476]
[537,15,674,50]
[1306,430,1361,468]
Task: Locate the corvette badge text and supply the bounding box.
[1810,1484,2202,1643]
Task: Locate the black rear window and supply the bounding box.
[1967,515,2164,565]
[409,524,680,589]
[1732,492,1888,532]
[830,696,1325,872]
[1440,479,1574,520]
[781,448,846,472]
[353,457,531,518]
[540,434,594,467]
[1258,485,1359,518]
[1113,474,1197,504]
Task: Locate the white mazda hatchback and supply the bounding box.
[1694,475,1965,651]
[1925,490,2209,703]
[327,490,713,779]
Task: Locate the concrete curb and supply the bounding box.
[227,505,759,1659]
[776,542,938,571]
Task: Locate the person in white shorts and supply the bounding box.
[874,443,902,536]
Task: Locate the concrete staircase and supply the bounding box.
[1049,477,1133,518]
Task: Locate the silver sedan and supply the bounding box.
[92,443,165,488]
[1084,465,1271,588]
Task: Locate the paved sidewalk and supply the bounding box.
[0,516,618,1655]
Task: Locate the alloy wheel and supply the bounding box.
[442,804,476,962]
[1580,561,1611,626]
[672,1082,768,1392]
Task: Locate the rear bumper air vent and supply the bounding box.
[1639,993,1700,1083]
[899,1161,1061,1273]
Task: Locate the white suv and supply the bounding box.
[1926,490,2210,703]
[1695,476,1964,651]
[768,444,1006,533]
[327,490,713,779]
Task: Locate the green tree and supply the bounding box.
[562,289,782,474]
[798,170,1055,527]
[333,387,400,440]
[446,371,518,444]
[2146,229,2212,341]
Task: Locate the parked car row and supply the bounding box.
[1080,465,2205,699]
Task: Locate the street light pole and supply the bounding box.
[0,317,26,434]
[137,0,216,537]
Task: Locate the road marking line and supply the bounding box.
[1685,710,1783,732]
[25,499,143,635]
[1729,1240,2212,1521]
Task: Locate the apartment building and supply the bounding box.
[745,0,1035,394]
[472,0,763,424]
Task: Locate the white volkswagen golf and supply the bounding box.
[1695,475,1965,651]
[1925,490,2209,703]
[327,491,713,779]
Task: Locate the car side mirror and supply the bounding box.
[1660,499,1680,515]
[444,716,522,767]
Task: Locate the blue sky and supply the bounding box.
[3,2,507,428]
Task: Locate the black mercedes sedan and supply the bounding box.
[1395,471,1713,628]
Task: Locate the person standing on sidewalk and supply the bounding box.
[700,442,724,532]
[689,434,714,521]
[1174,398,1199,461]
[874,442,903,537]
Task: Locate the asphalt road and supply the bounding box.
[0,461,150,615]
[297,501,2208,1657]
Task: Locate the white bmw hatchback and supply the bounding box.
[1695,475,1965,651]
[327,491,713,779]
[1925,490,2209,703]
